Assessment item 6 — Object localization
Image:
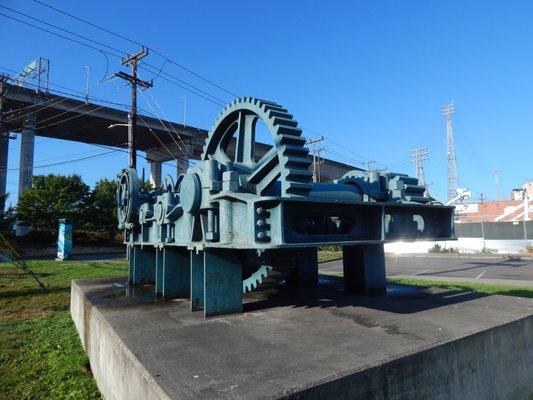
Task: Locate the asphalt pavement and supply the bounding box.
[319,255,533,283]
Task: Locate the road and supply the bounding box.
[319,255,533,282]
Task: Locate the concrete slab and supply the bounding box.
[71,276,533,400]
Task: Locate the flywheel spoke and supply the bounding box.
[235,111,258,166]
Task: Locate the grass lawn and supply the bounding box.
[0,259,127,400]
[317,250,341,262]
[387,276,533,299]
[323,269,533,299]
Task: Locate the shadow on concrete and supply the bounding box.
[422,259,528,277]
[243,274,487,315]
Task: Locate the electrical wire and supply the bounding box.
[0,150,117,172]
[30,0,239,97]
[136,72,194,156]
[137,114,182,168]
[0,5,126,58]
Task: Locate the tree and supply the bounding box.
[84,178,118,238]
[17,174,90,235]
[0,193,16,232]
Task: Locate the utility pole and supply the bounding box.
[479,193,486,250]
[82,66,90,103]
[410,147,429,194]
[306,136,324,183]
[364,160,376,172]
[115,46,153,170]
[441,101,459,202]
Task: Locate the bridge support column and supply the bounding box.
[0,78,8,211]
[18,116,36,199]
[177,156,189,174]
[149,160,161,188]
[0,130,9,210]
[16,115,36,236]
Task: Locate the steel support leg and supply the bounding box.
[287,247,318,285]
[162,247,190,298]
[129,246,156,285]
[342,244,386,294]
[155,248,164,294]
[190,250,204,311]
[203,249,242,317]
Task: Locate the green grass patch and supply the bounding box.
[319,269,533,299]
[387,277,533,299]
[317,250,341,262]
[0,259,127,399]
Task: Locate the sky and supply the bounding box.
[1,0,532,205]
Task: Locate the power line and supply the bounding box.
[0,150,116,172]
[0,12,119,59]
[0,10,229,109]
[0,5,126,58]
[30,0,239,98]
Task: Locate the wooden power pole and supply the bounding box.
[115,46,153,170]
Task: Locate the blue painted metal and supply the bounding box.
[203,249,242,317]
[190,250,204,311]
[162,248,189,299]
[56,218,73,260]
[118,97,456,317]
[129,247,156,284]
[155,248,163,294]
[343,244,387,294]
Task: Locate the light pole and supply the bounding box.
[179,96,187,128]
[82,66,90,103]
[524,194,529,250]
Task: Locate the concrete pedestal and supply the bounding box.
[71,277,533,400]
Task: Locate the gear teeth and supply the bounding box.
[268,110,293,119]
[202,97,313,196]
[284,155,311,167]
[279,134,307,146]
[276,125,303,136]
[242,265,272,293]
[272,117,298,127]
[280,144,309,156]
[284,169,313,179]
[285,182,314,195]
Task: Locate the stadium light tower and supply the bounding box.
[410,147,429,195]
[441,101,459,201]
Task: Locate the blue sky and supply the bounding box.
[1,0,532,205]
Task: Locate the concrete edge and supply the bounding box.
[71,278,533,400]
[275,315,533,399]
[70,279,173,400]
[390,274,533,288]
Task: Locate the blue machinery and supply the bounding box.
[118,98,455,316]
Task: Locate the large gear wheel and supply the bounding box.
[240,250,278,294]
[202,97,313,197]
[117,168,140,229]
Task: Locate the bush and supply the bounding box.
[429,244,458,254]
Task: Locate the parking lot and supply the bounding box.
[319,255,533,282]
